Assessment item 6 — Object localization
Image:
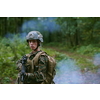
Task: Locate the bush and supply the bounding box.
[76,44,100,56]
[0,35,67,83]
[0,35,29,83]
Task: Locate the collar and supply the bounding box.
[30,50,42,56]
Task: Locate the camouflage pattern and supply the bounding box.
[16,31,55,84]
[26,31,43,42]
[16,51,55,84]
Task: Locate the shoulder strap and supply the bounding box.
[33,51,46,66]
[25,53,31,57]
[25,51,47,73]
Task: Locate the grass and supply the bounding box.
[42,47,68,62]
[44,42,100,73]
[0,37,69,83]
[0,36,100,83]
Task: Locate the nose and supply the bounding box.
[30,41,33,44]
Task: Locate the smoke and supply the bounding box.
[21,20,38,33]
[54,56,100,84]
[81,71,100,84]
[5,32,16,39]
[4,18,100,84]
[21,17,60,33]
[5,32,27,42]
[4,17,60,41]
[93,53,100,66]
[54,58,84,84]
[4,17,60,42]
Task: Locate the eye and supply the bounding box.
[29,40,32,43]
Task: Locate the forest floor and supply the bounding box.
[45,45,92,60]
[46,46,100,84]
[11,46,100,84]
[44,45,98,72]
[48,46,92,59]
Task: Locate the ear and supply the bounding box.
[27,40,29,43]
[37,40,41,46]
[26,40,29,46]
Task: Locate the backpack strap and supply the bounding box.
[33,51,47,66]
[25,54,34,72]
[25,51,47,73]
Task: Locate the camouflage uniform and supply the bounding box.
[16,31,55,84]
[16,50,55,84]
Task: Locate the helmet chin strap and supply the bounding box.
[33,40,40,51]
[33,45,38,51]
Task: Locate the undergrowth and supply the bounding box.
[0,36,68,84]
[44,42,100,73]
[0,36,100,83]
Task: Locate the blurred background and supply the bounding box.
[1,17,100,84]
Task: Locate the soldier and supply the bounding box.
[16,31,56,84]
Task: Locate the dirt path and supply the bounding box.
[48,46,100,84]
[45,46,97,72]
[47,46,92,59]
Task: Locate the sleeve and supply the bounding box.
[27,55,48,82]
[16,55,27,72]
[16,59,22,71]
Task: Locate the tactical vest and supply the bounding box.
[25,51,56,84]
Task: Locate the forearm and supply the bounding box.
[27,55,48,82]
[26,69,46,82]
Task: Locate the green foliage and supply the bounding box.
[0,35,30,84]
[56,17,100,46]
[75,56,96,71]
[42,48,69,62]
[76,44,100,56]
[1,77,11,84]
[0,35,68,84]
[1,17,100,83]
[1,17,100,47]
[1,34,100,83]
[44,42,100,73]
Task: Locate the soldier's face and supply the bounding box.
[28,40,38,50]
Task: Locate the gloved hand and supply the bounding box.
[26,73,34,77]
[20,72,27,82]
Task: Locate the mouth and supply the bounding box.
[30,45,35,49]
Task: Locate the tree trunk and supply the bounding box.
[68,33,74,47]
[74,18,79,46]
[4,17,7,34]
[15,17,23,34]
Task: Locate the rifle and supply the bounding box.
[19,55,27,84]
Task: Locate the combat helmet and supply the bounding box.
[26,31,43,42]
